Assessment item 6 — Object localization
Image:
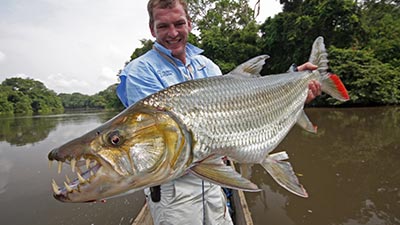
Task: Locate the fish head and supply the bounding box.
[48,105,192,202]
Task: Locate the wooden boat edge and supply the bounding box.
[131,201,153,225]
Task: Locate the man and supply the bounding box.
[117,1,321,224]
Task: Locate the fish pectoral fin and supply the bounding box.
[261,152,308,198]
[190,163,260,192]
[297,110,317,133]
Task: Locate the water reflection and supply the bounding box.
[0,110,144,225]
[0,111,118,146]
[0,108,399,225]
[246,107,400,225]
[0,115,57,146]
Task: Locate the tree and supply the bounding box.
[360,0,400,67]
[58,92,90,109]
[329,46,400,105]
[195,0,262,73]
[0,86,14,115]
[259,0,363,73]
[1,77,63,114]
[11,93,33,114]
[96,84,124,110]
[129,39,154,61]
[121,0,400,106]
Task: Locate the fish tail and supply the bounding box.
[309,36,350,102]
[321,73,350,101]
[261,152,308,198]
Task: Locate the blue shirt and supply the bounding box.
[117,42,222,107]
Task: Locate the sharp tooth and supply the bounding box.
[86,159,91,169]
[64,182,73,192]
[57,161,63,174]
[77,172,86,183]
[65,175,71,184]
[90,171,95,177]
[71,159,76,172]
[52,179,61,195]
[48,160,53,169]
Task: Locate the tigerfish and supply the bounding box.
[48,36,349,202]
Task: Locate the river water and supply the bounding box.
[0,107,399,225]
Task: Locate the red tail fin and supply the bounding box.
[330,74,349,100]
[321,73,350,101]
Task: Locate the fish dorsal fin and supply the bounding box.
[190,162,261,192]
[226,55,269,78]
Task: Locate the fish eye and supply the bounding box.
[108,131,123,146]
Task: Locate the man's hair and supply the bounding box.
[147,0,190,25]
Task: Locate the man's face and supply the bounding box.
[150,3,192,63]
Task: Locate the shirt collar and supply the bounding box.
[153,42,204,59]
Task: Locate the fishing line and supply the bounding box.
[202,179,205,225]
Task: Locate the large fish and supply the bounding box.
[48,37,349,202]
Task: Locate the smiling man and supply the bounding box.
[117,1,234,224]
[116,0,321,224]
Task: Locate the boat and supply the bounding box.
[132,163,254,225]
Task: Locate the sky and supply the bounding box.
[0,0,282,95]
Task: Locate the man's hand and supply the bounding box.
[297,62,322,103]
[296,62,317,71]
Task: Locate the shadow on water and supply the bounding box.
[245,107,400,225]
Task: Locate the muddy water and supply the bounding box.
[0,107,398,225]
[245,107,400,225]
[0,112,144,225]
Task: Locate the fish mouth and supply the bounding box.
[48,154,103,202]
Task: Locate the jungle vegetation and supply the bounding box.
[1,0,399,115]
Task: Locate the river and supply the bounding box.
[0,107,399,225]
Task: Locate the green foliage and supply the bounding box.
[329,46,400,105]
[259,0,399,105]
[120,0,400,106]
[58,93,90,109]
[361,1,400,67]
[58,84,124,111]
[200,20,261,73]
[259,0,363,73]
[130,39,154,61]
[0,77,63,115]
[1,0,391,111]
[195,0,262,73]
[0,86,14,115]
[129,0,263,74]
[96,84,125,111]
[0,76,125,115]
[259,13,308,73]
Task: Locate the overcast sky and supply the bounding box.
[0,0,281,95]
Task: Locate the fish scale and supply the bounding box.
[143,70,314,163]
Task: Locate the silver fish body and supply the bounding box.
[143,69,314,163]
[48,37,349,202]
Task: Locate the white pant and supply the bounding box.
[144,173,233,225]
